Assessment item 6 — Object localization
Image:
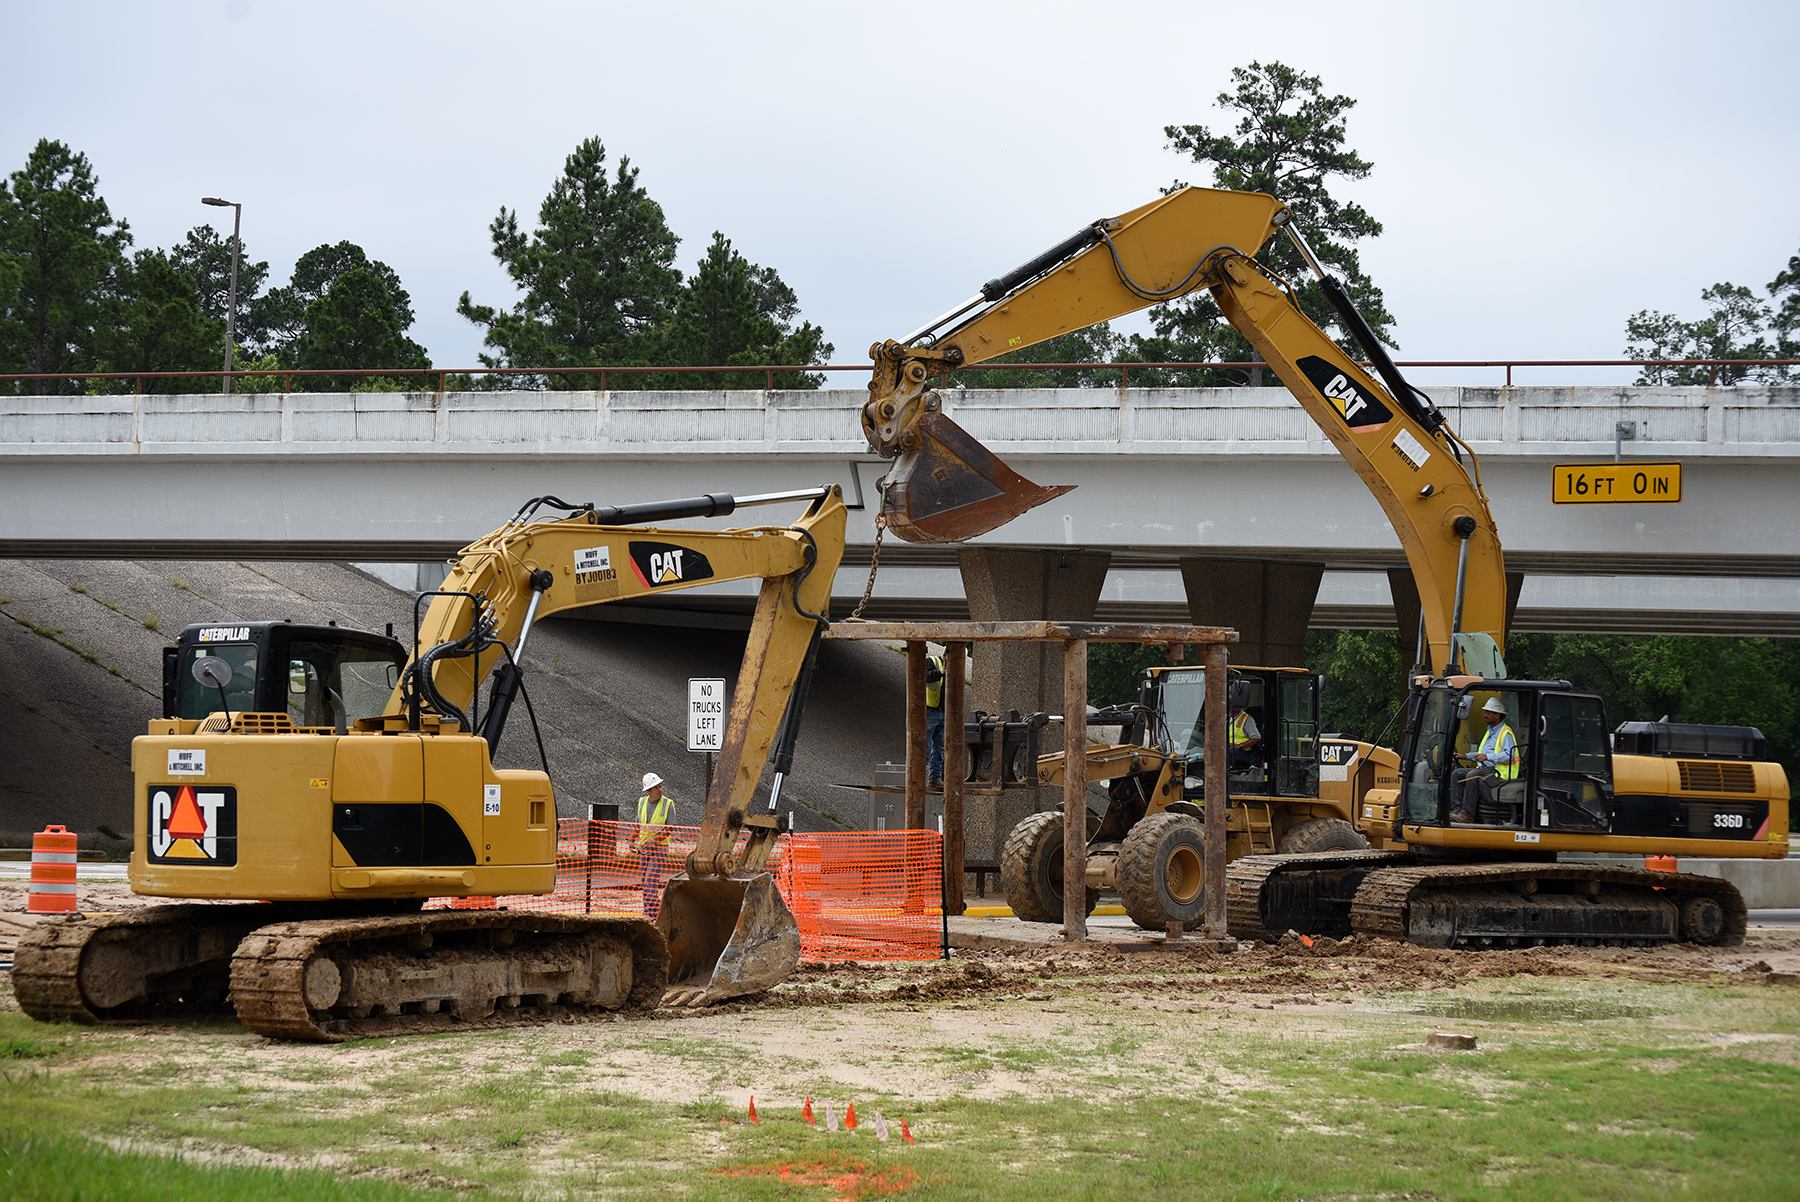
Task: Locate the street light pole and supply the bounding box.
[202,197,241,395]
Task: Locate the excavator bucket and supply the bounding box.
[883,411,1074,543]
[656,872,802,1007]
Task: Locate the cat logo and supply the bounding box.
[1296,355,1393,433]
[147,783,238,866]
[629,541,715,588]
[1320,743,1356,765]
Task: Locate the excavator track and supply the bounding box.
[14,904,298,1024]
[1225,851,1412,943]
[1349,862,1747,948]
[229,911,668,1042]
[1227,855,1748,948]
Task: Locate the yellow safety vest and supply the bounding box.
[1477,722,1519,780]
[1230,710,1255,749]
[925,654,945,709]
[635,792,672,847]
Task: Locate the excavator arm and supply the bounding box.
[396,484,845,874]
[865,185,1506,674]
[393,484,847,1004]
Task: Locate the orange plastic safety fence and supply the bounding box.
[428,819,944,962]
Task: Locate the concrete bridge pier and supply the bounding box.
[1179,557,1324,667]
[956,547,1112,862]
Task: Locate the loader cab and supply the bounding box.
[163,621,407,728]
[1401,678,1615,834]
[1142,664,1322,799]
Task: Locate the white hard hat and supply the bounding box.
[642,772,664,790]
[1482,697,1507,715]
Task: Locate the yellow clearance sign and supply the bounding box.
[1552,462,1682,505]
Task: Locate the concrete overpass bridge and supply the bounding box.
[4,384,1797,674]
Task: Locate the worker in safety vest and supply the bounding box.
[1451,697,1519,824]
[924,648,946,789]
[634,772,674,919]
[1228,700,1261,769]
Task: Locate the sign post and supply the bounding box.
[688,678,725,797]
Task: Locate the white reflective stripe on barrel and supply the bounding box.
[27,882,77,893]
[31,851,78,863]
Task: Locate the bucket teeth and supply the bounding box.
[883,411,1074,543]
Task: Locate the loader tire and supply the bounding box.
[1118,812,1207,930]
[1276,817,1370,855]
[1000,810,1098,925]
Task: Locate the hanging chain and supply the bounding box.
[847,508,888,622]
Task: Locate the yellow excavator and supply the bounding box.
[866,185,1789,947]
[16,485,846,1038]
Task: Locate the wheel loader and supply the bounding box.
[15,484,847,1039]
[1004,663,1373,930]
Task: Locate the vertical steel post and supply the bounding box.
[943,641,967,915]
[905,641,928,830]
[1062,638,1089,942]
[1202,641,1228,940]
[223,202,241,394]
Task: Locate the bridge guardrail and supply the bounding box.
[2,358,1796,395]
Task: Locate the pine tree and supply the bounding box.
[0,139,132,392]
[662,232,831,388]
[1129,63,1393,386]
[458,137,682,387]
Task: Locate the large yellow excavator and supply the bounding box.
[866,185,1789,947]
[16,485,846,1038]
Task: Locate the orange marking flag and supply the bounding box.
[845,1102,857,1130]
[748,1096,760,1125]
[802,1097,815,1126]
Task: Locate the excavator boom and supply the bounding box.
[400,484,848,1004]
[864,185,1505,674]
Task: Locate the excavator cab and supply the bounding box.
[1401,679,1616,833]
[1142,665,1321,799]
[163,621,406,727]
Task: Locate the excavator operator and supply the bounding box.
[1451,698,1518,823]
[1228,700,1261,770]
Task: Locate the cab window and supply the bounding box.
[1158,669,1206,757]
[1538,693,1611,830]
[1276,675,1319,797]
[285,639,404,725]
[177,644,259,719]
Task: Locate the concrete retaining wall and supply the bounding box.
[1563,851,1800,908]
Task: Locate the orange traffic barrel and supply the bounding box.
[27,824,79,914]
[1645,854,1678,874]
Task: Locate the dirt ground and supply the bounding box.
[6,877,1796,1052]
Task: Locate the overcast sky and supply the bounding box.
[6,0,1796,386]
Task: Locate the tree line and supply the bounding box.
[0,136,831,394]
[0,62,1395,396]
[1625,254,1799,384]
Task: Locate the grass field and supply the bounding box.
[2,950,1797,1201]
